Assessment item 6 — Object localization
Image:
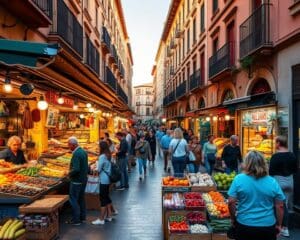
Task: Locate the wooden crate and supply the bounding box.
[25,216,59,240]
[169,232,211,240]
[211,233,233,240]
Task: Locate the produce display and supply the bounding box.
[204,191,225,203]
[184,192,202,199]
[188,173,215,187]
[162,176,189,186]
[213,172,236,190]
[210,218,231,232]
[39,167,67,178]
[0,160,13,169]
[0,219,25,239]
[186,212,206,224]
[0,174,8,185]
[0,160,24,174]
[185,199,205,210]
[0,183,45,197]
[163,193,184,209]
[190,224,209,234]
[169,220,189,233]
[22,177,60,188]
[4,173,28,184]
[17,167,40,177]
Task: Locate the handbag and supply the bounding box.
[85,173,99,194]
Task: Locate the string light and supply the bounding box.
[37,95,48,110]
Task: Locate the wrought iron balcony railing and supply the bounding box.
[106,67,116,91]
[176,81,187,99]
[101,26,111,49]
[33,0,52,17]
[117,83,128,104]
[86,38,100,74]
[240,3,272,59]
[189,69,203,91]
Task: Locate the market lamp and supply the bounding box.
[3,73,12,93]
[225,115,231,121]
[37,95,48,110]
[88,106,95,113]
[57,91,64,104]
[213,116,218,122]
[79,114,85,119]
[205,116,211,122]
[86,103,92,108]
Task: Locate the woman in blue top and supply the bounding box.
[228,151,285,240]
[92,141,112,225]
[202,135,217,175]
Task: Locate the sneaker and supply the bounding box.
[92,219,105,225]
[116,187,125,191]
[105,217,113,222]
[65,220,81,226]
[113,210,118,216]
[139,175,142,181]
[281,228,290,237]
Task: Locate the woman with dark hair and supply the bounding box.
[228,151,285,240]
[202,135,217,175]
[145,130,156,165]
[269,136,298,237]
[92,141,112,225]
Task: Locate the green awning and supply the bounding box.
[0,39,59,67]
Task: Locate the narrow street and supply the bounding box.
[59,156,300,240]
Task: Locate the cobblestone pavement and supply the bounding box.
[59,155,300,240]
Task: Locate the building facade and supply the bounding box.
[133,83,154,122]
[155,0,300,203]
[0,0,133,151]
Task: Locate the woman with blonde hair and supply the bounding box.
[0,135,26,164]
[169,128,188,177]
[228,151,285,240]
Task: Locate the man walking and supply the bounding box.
[155,126,165,158]
[160,130,173,172]
[66,137,89,225]
[221,135,242,174]
[116,132,129,190]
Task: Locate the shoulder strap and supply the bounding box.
[173,139,181,154]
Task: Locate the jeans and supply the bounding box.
[137,158,147,175]
[225,167,238,174]
[118,157,129,188]
[172,156,186,177]
[204,157,215,175]
[187,163,196,173]
[162,149,169,170]
[69,181,87,222]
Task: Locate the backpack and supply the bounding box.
[104,162,121,183]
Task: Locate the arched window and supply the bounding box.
[251,78,271,95]
[222,89,234,102]
[198,97,205,109]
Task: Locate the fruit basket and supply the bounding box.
[185,199,206,211]
[186,211,206,224]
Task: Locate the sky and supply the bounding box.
[122,0,171,86]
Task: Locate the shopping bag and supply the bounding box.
[85,174,99,194]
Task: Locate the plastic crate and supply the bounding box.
[0,205,20,220]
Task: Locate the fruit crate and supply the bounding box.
[184,199,206,211]
[212,233,233,240]
[188,176,217,192]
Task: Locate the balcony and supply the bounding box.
[49,0,83,57]
[176,81,187,100]
[136,102,141,106]
[240,3,272,59]
[86,38,100,75]
[209,42,235,80]
[145,102,152,106]
[1,0,52,28]
[101,26,111,55]
[109,45,118,64]
[189,69,203,91]
[106,67,116,91]
[117,83,128,104]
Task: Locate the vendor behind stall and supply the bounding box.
[0,135,26,164]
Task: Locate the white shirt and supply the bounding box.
[169,138,188,157]
[126,133,132,146]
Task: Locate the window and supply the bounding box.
[213,0,218,14]
[200,4,205,33]
[213,37,219,53]
[193,18,196,44]
[136,89,141,95]
[146,107,150,116]
[187,28,190,52]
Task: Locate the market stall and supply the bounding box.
[161,174,233,240]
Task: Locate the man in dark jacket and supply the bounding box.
[221,135,242,174]
[116,132,129,190]
[66,137,88,225]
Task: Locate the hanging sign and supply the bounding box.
[45,91,74,108]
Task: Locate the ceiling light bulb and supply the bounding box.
[225,115,230,121]
[57,97,64,104]
[86,103,91,108]
[80,114,84,119]
[37,96,48,110]
[213,116,218,122]
[3,84,12,93]
[88,107,95,113]
[205,117,211,122]
[73,105,78,110]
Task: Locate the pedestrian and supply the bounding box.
[155,126,165,158]
[221,135,242,174]
[124,129,132,173]
[160,130,173,172]
[169,128,188,177]
[92,141,113,225]
[269,136,298,237]
[135,132,152,180]
[189,136,202,173]
[66,137,89,226]
[115,132,129,190]
[228,150,285,240]
[187,129,194,143]
[146,130,156,165]
[202,135,217,175]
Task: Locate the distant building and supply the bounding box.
[133,83,154,122]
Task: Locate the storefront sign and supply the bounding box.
[242,108,276,125]
[45,91,74,108]
[46,107,59,128]
[185,112,194,117]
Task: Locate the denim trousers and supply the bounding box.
[172,156,186,177]
[187,163,196,173]
[69,181,87,222]
[225,167,238,174]
[204,157,214,175]
[118,157,129,188]
[137,158,147,175]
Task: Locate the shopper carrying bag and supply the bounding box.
[85,171,99,194]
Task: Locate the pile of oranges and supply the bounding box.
[162,176,189,186]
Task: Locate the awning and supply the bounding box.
[223,96,251,106]
[0,39,59,67]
